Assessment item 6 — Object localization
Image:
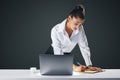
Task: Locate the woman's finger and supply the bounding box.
[97,68,103,72]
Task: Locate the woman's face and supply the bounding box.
[68,16,85,31]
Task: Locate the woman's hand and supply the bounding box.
[87,65,103,72]
[73,64,86,72]
[73,65,104,72]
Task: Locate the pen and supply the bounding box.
[77,62,81,66]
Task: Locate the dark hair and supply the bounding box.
[68,4,85,19]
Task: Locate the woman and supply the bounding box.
[45,4,103,72]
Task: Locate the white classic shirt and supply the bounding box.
[51,19,92,66]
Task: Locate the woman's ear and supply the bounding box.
[68,15,72,22]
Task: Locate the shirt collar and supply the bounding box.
[74,25,83,34]
[58,19,67,33]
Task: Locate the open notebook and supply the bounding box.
[83,69,99,74]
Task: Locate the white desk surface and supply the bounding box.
[0,69,120,80]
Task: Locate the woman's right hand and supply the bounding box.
[73,64,86,72]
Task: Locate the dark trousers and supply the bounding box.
[45,46,79,65]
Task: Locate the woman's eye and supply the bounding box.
[75,23,78,25]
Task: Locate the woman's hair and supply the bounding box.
[68,4,85,19]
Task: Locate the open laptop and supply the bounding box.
[39,54,73,75]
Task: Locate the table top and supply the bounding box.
[0,69,120,79]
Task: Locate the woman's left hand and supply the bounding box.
[88,65,103,72]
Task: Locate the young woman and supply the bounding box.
[45,4,103,72]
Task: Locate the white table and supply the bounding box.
[0,69,120,80]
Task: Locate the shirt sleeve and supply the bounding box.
[51,28,64,55]
[78,26,92,66]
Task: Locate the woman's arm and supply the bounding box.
[78,26,103,72]
[51,28,63,55]
[78,26,92,66]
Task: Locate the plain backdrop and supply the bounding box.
[0,0,120,69]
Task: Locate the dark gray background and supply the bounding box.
[0,0,120,69]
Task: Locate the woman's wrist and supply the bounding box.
[87,65,92,69]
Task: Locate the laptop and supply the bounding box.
[39,54,73,75]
